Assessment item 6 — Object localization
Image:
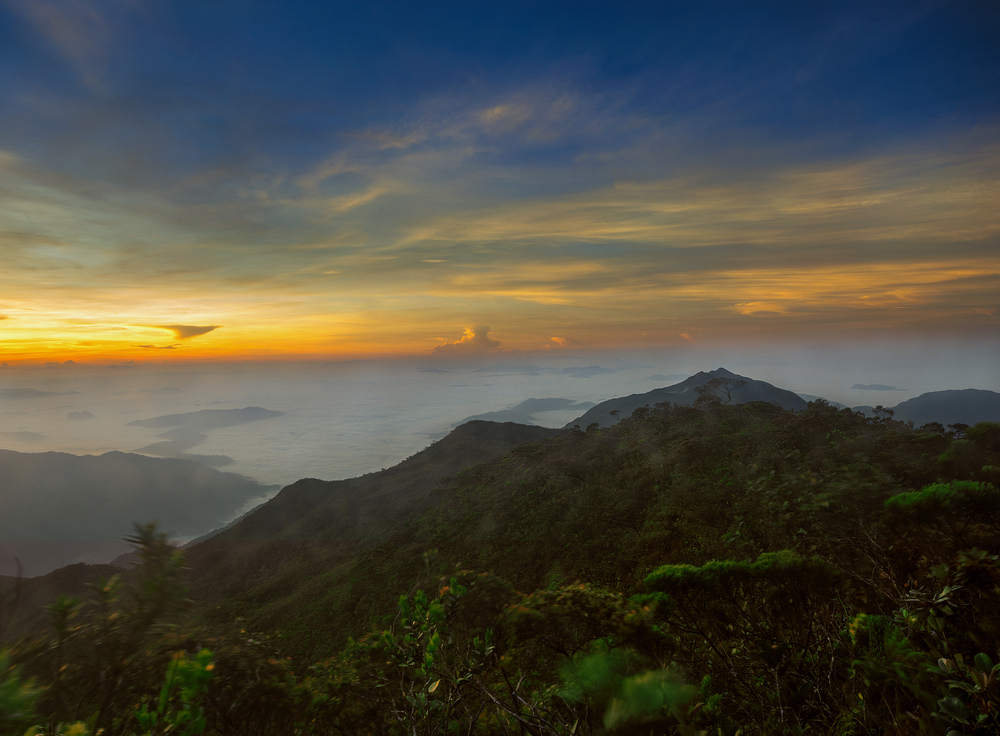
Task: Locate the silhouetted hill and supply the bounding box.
[195,421,559,546]
[0,563,124,643]
[186,395,1000,661]
[0,388,80,399]
[0,449,275,576]
[567,367,808,428]
[454,398,596,427]
[183,421,560,642]
[126,406,282,430]
[888,389,1000,427]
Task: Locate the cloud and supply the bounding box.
[135,344,181,349]
[150,325,220,340]
[433,326,501,355]
[3,0,142,89]
[548,336,590,348]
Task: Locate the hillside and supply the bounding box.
[0,563,125,643]
[5,386,1000,734]
[888,388,1000,426]
[203,420,560,544]
[180,421,560,647]
[0,449,276,576]
[183,396,1000,663]
[567,367,808,428]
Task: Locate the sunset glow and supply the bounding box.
[1,2,998,365]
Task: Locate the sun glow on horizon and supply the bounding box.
[1,3,997,366]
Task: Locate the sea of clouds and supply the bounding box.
[2,342,998,534]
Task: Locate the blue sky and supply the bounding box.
[1,0,998,361]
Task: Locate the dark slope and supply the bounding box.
[567,367,808,428]
[182,421,560,646]
[0,563,124,644]
[888,388,1000,427]
[208,421,561,544]
[453,398,596,427]
[191,397,1000,661]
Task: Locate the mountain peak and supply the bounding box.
[565,368,807,428]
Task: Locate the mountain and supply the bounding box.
[0,388,80,399]
[126,406,283,466]
[887,388,1000,427]
[566,367,809,428]
[204,421,560,545]
[0,420,559,645]
[181,421,560,645]
[0,449,276,576]
[126,406,282,430]
[453,397,596,427]
[185,390,998,661]
[6,381,1000,731]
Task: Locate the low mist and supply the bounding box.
[1,339,997,574]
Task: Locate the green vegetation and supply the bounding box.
[3,400,1000,734]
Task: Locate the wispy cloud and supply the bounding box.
[1,32,997,362]
[3,0,144,90]
[148,325,220,340]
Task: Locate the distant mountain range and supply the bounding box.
[566,368,808,428]
[127,406,282,430]
[4,370,999,584]
[0,449,275,576]
[0,388,80,399]
[127,406,283,466]
[4,366,1000,653]
[564,370,1000,430]
[454,397,596,427]
[852,389,1000,427]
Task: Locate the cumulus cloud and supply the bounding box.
[150,325,220,340]
[433,326,501,355]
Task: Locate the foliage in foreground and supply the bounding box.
[2,404,1000,734]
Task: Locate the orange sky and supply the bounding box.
[3,135,997,365]
[1,3,998,365]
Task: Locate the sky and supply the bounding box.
[1,0,998,364]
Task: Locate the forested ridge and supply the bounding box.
[2,398,1000,735]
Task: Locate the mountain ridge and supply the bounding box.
[566,367,809,428]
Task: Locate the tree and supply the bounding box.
[694,377,747,406]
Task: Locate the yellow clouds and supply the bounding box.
[149,325,221,340]
[398,144,1000,253]
[377,137,999,342]
[3,91,998,362]
[433,326,501,355]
